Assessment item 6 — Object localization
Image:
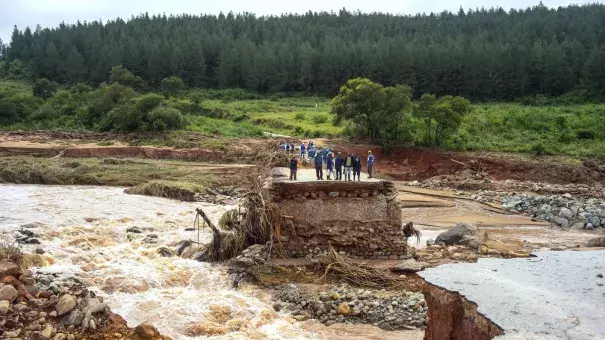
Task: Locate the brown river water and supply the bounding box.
[0,184,423,339]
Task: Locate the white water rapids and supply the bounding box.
[0,184,318,339]
[0,184,424,340]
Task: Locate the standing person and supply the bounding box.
[308,145,316,159]
[285,143,290,153]
[289,156,298,181]
[344,153,354,181]
[326,150,334,180]
[353,153,362,181]
[367,151,375,179]
[290,143,295,154]
[335,152,344,180]
[314,151,324,180]
[300,143,306,159]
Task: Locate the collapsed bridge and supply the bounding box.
[265,171,409,259]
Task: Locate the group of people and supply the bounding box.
[289,146,375,181]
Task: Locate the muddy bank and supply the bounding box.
[422,281,503,340]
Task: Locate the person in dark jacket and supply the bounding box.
[326,150,334,180]
[314,151,324,180]
[334,152,344,180]
[289,156,298,180]
[352,153,362,181]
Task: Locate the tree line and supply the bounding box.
[1,3,605,100]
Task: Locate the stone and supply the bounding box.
[176,240,192,256]
[0,260,21,279]
[40,325,54,339]
[562,193,572,199]
[435,223,487,246]
[134,322,160,339]
[53,334,67,340]
[273,302,282,312]
[585,223,595,230]
[391,259,429,273]
[158,247,173,257]
[0,284,18,302]
[142,234,159,244]
[553,217,569,228]
[228,256,256,268]
[587,215,601,227]
[0,300,10,315]
[67,334,75,340]
[587,236,605,247]
[55,295,77,316]
[126,226,142,233]
[426,238,435,246]
[61,310,84,326]
[4,329,21,338]
[337,302,351,316]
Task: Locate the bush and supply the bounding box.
[147,107,186,131]
[294,112,306,121]
[311,113,329,124]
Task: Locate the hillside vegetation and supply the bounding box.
[3,79,605,157]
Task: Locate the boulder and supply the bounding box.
[0,285,18,302]
[40,325,54,339]
[126,226,142,233]
[56,294,77,316]
[435,223,487,247]
[337,302,351,316]
[559,207,573,219]
[587,236,605,247]
[553,217,570,228]
[176,240,192,256]
[0,260,21,279]
[134,322,159,339]
[391,259,429,273]
[0,300,10,315]
[61,310,85,326]
[158,247,173,257]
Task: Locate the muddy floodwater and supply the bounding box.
[0,184,423,340]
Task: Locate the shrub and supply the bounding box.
[294,112,306,121]
[311,113,329,124]
[147,107,186,131]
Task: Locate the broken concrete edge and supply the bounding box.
[422,280,504,340]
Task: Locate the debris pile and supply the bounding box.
[502,194,605,229]
[273,283,427,330]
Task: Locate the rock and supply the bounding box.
[35,247,46,255]
[0,284,18,302]
[40,325,54,339]
[67,334,75,340]
[61,310,84,326]
[142,234,159,244]
[337,302,351,316]
[49,311,57,317]
[426,238,435,246]
[553,217,570,228]
[0,260,21,279]
[597,274,603,278]
[391,259,429,273]
[585,223,595,230]
[228,256,256,268]
[587,236,605,247]
[0,300,10,315]
[292,313,310,321]
[435,223,487,246]
[563,193,572,199]
[126,226,142,233]
[273,302,282,312]
[134,322,159,339]
[158,247,173,257]
[176,240,192,256]
[53,334,67,340]
[24,238,41,244]
[587,215,601,227]
[4,329,21,338]
[558,207,573,220]
[55,295,77,316]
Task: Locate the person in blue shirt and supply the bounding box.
[326,150,334,180]
[308,145,316,159]
[314,151,324,180]
[367,151,375,179]
[300,143,306,158]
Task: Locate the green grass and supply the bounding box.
[458,103,605,157]
[195,97,343,137]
